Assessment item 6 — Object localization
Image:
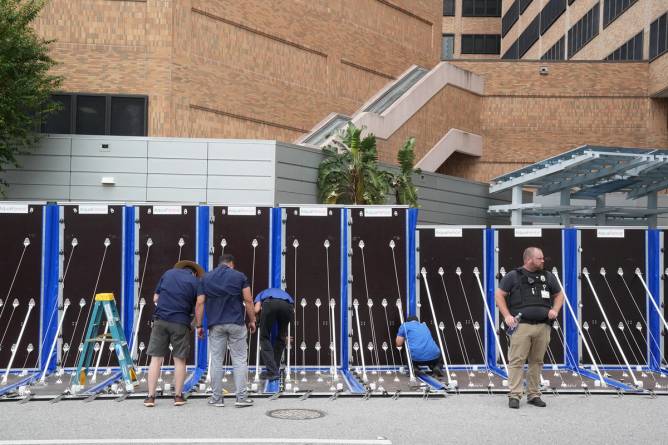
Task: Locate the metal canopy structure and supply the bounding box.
[488,145,668,225]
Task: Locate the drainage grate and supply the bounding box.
[266,409,325,420]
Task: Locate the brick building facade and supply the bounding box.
[32,0,668,184]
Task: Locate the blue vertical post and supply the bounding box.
[647,229,661,371]
[484,228,497,369]
[196,206,210,371]
[406,208,418,317]
[340,208,349,370]
[123,206,135,338]
[41,203,60,372]
[563,228,579,369]
[270,208,282,289]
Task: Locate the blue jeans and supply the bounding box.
[209,323,248,401]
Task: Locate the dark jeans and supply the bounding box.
[413,357,443,369]
[259,299,293,375]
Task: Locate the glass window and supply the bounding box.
[110,97,146,136]
[42,95,72,134]
[442,34,455,59]
[76,95,106,135]
[443,0,455,16]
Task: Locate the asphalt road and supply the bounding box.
[0,393,664,444]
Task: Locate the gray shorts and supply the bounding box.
[147,319,191,359]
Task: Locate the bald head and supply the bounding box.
[523,247,545,272]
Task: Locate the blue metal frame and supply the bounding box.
[270,208,282,289]
[340,208,349,371]
[196,206,210,371]
[41,203,60,373]
[647,229,661,371]
[407,208,418,317]
[563,228,579,369]
[123,206,135,339]
[484,228,499,372]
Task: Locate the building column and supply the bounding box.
[511,186,523,225]
[560,190,571,226]
[596,196,606,226]
[647,192,658,228]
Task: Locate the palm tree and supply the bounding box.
[392,137,420,207]
[317,124,391,204]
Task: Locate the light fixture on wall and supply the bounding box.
[101,177,116,186]
[539,66,549,75]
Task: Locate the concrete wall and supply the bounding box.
[1,135,511,225]
[275,142,512,224]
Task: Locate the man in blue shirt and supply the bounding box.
[195,254,256,408]
[395,316,444,377]
[254,287,294,380]
[144,260,204,408]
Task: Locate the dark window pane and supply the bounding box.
[650,20,658,58]
[76,95,106,135]
[461,35,474,53]
[110,97,146,136]
[463,0,474,15]
[443,0,455,16]
[42,95,71,134]
[659,14,667,55]
[502,0,520,37]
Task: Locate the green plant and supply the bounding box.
[392,137,420,207]
[0,0,62,192]
[317,124,391,205]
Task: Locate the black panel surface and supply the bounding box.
[0,205,43,369]
[350,208,406,367]
[580,229,647,365]
[61,205,123,368]
[497,228,564,364]
[211,206,270,368]
[284,207,341,366]
[136,206,197,366]
[418,227,485,365]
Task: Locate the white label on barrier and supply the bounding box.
[597,228,625,238]
[434,227,463,237]
[363,208,392,217]
[514,227,542,238]
[227,206,256,216]
[0,204,29,214]
[78,204,108,215]
[299,207,328,217]
[152,205,182,215]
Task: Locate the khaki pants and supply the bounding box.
[508,323,551,400]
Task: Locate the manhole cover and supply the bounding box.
[266,409,325,420]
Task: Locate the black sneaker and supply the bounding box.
[143,395,155,407]
[508,398,520,409]
[431,365,444,377]
[259,371,279,380]
[173,394,187,406]
[527,397,546,407]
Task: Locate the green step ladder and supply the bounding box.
[70,293,138,393]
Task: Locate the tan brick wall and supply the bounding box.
[34,0,442,139]
[376,85,482,163]
[445,61,667,181]
[649,53,668,97]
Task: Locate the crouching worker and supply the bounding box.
[395,316,444,377]
[254,287,294,380]
[144,260,204,407]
